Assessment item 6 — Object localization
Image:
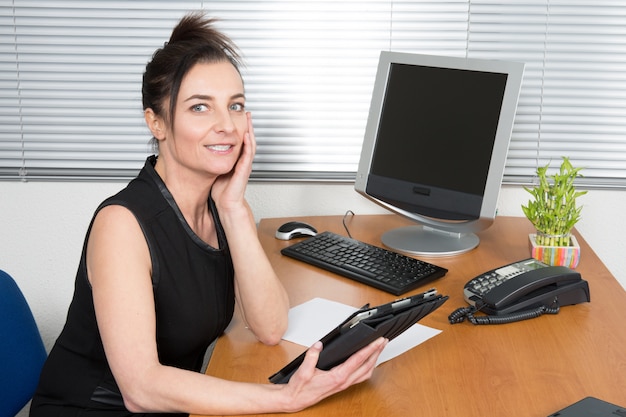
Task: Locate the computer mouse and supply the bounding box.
[275,221,318,240]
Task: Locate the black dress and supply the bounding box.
[30,156,235,417]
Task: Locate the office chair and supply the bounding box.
[0,270,47,417]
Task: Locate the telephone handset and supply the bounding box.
[449,258,590,325]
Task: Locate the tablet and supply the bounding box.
[269,289,448,384]
[547,396,625,417]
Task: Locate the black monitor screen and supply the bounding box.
[370,63,508,198]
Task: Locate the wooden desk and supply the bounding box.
[197,215,626,417]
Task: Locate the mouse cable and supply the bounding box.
[342,210,355,238]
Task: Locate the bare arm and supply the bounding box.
[211,112,289,344]
[219,199,290,345]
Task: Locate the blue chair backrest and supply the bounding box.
[0,270,47,417]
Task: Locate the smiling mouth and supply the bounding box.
[206,145,233,152]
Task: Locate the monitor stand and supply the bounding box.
[381,225,479,257]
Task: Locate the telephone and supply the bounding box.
[448,258,590,325]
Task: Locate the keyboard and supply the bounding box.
[280,231,448,295]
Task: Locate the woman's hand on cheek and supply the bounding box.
[211,112,256,212]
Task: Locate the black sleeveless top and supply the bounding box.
[31,156,235,417]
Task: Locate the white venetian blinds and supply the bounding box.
[468,1,626,188]
[1,0,625,186]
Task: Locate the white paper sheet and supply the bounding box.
[282,297,442,366]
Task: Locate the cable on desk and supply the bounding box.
[342,210,355,238]
[448,303,560,325]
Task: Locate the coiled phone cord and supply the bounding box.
[448,303,560,325]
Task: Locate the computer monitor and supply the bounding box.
[355,51,524,256]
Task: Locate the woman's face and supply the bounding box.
[159,61,247,179]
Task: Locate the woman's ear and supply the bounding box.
[144,108,166,140]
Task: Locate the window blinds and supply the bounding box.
[1,0,625,186]
[468,1,626,188]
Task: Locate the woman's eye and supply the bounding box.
[191,103,208,112]
[230,103,245,112]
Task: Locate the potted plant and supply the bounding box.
[521,157,587,267]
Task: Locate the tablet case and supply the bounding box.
[269,289,448,384]
[546,396,626,417]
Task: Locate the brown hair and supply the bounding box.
[142,12,242,133]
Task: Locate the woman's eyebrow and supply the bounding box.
[184,94,214,102]
[184,93,245,102]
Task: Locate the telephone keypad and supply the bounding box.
[463,258,549,304]
[468,271,517,296]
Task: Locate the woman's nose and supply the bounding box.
[213,108,236,133]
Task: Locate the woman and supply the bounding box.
[30,12,387,417]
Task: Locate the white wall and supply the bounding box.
[2,180,625,353]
